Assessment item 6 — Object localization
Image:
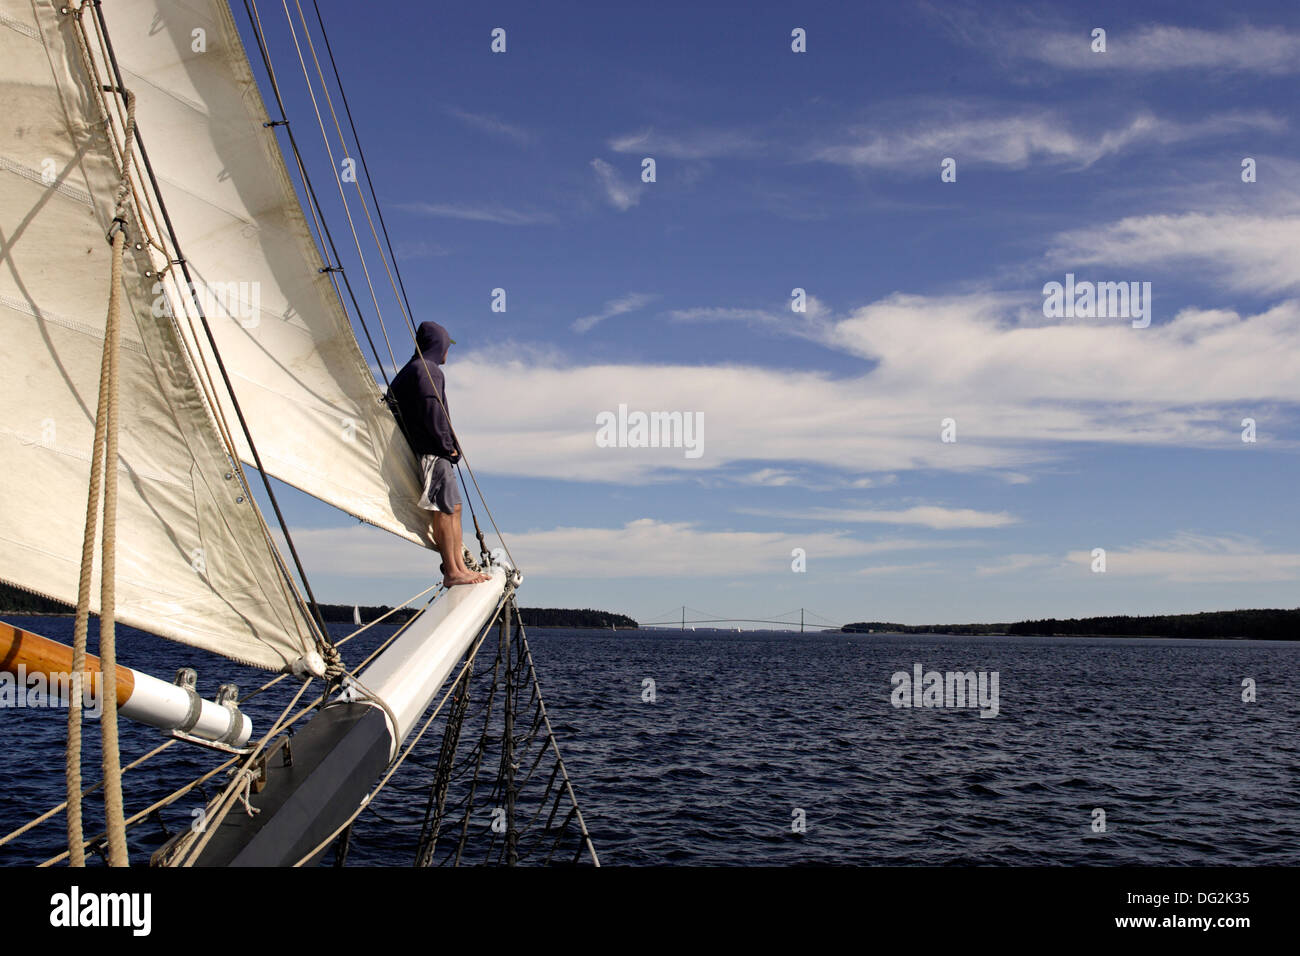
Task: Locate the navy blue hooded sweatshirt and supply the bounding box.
[387,321,458,459]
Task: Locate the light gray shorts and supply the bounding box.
[417,455,461,513]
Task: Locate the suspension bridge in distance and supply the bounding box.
[635,606,845,633]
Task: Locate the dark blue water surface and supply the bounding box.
[2,616,1296,866]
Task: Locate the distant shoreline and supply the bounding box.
[2,614,1292,641]
[3,592,1295,641]
[840,608,1298,642]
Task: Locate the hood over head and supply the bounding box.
[415,321,455,364]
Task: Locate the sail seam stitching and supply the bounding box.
[0,13,37,40]
[117,65,207,118]
[0,294,145,351]
[0,429,178,485]
[0,155,93,205]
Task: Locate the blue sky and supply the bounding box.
[239,0,1300,626]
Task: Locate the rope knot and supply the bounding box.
[231,768,261,819]
[321,643,346,681]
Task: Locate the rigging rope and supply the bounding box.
[65,5,139,865]
[98,148,131,869]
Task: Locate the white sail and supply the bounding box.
[99,0,433,549]
[0,1,321,673]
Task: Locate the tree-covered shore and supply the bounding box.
[842,608,1299,641]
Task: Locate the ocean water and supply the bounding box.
[1,616,1296,866]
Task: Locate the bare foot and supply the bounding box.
[444,570,489,587]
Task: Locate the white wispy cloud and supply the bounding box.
[1066,533,1300,583]
[849,475,898,489]
[572,292,658,333]
[737,468,800,487]
[443,107,532,144]
[855,562,941,576]
[608,104,1281,180]
[399,201,554,226]
[666,306,778,324]
[739,505,1019,530]
[926,8,1300,76]
[666,295,833,328]
[814,108,1283,172]
[1016,24,1300,75]
[608,127,762,160]
[976,554,1062,576]
[590,158,643,211]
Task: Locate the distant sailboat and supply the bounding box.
[353,605,362,627]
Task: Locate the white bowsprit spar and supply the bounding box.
[170,565,520,867]
[0,0,596,866]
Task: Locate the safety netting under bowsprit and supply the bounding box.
[335,599,599,867]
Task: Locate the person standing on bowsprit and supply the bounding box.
[387,321,489,587]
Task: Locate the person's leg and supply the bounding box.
[450,505,487,582]
[431,509,484,586]
[424,456,487,586]
[434,512,480,587]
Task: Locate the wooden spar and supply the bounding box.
[1,621,134,707]
[0,620,251,748]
